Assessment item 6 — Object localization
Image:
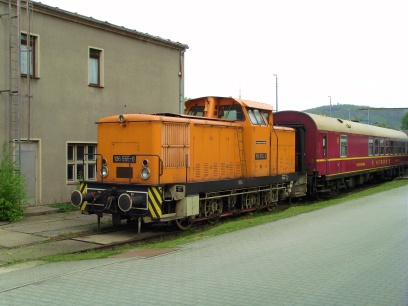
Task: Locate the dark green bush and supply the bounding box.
[0,142,28,221]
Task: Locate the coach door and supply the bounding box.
[319,133,329,175]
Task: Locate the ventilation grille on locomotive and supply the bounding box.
[161,123,190,168]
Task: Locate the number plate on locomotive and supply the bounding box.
[113,155,136,163]
[255,153,267,160]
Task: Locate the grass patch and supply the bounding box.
[49,202,78,212]
[43,179,407,262]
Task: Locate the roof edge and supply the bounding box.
[27,1,189,51]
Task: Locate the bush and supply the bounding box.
[0,142,29,221]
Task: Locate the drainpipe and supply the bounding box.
[179,50,185,114]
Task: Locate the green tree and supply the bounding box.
[0,142,29,221]
[401,112,408,130]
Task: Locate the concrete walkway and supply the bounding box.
[0,186,407,305]
[0,208,109,265]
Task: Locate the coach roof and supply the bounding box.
[277,111,408,140]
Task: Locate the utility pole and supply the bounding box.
[328,96,332,116]
[273,74,278,112]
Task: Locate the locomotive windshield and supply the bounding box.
[187,106,205,116]
[187,103,245,121]
[218,104,245,121]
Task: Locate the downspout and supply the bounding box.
[179,50,185,114]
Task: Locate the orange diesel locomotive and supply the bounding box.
[71,97,307,229]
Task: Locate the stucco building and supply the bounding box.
[0,0,188,205]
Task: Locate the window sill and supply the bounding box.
[88,84,104,88]
[21,74,40,79]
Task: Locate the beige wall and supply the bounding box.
[0,1,187,205]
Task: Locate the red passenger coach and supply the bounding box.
[274,111,408,197]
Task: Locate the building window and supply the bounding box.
[21,33,38,77]
[368,137,374,156]
[340,135,347,157]
[89,47,103,87]
[67,143,97,182]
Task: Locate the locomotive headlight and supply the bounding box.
[100,166,109,178]
[142,159,149,167]
[140,167,151,180]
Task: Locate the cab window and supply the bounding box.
[218,104,245,121]
[262,112,269,124]
[247,110,258,124]
[254,109,266,125]
[187,106,205,116]
[247,108,267,125]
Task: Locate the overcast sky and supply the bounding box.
[40,0,408,111]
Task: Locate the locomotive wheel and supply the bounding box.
[266,202,277,212]
[261,191,272,211]
[227,195,237,210]
[175,217,193,230]
[207,211,220,224]
[203,196,222,218]
[243,192,259,209]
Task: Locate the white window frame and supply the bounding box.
[340,135,348,157]
[368,137,374,156]
[67,143,97,183]
[21,32,40,77]
[88,47,104,87]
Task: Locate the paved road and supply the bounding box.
[0,186,407,305]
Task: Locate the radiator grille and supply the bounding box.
[162,123,190,168]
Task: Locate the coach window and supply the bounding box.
[340,135,348,157]
[368,138,374,156]
[385,139,390,155]
[322,136,327,157]
[390,140,394,154]
[374,138,379,155]
[380,139,385,155]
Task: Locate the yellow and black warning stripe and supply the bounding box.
[148,187,163,220]
[80,182,87,211]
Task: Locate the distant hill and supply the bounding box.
[303,104,407,130]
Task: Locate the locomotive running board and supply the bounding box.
[158,213,178,222]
